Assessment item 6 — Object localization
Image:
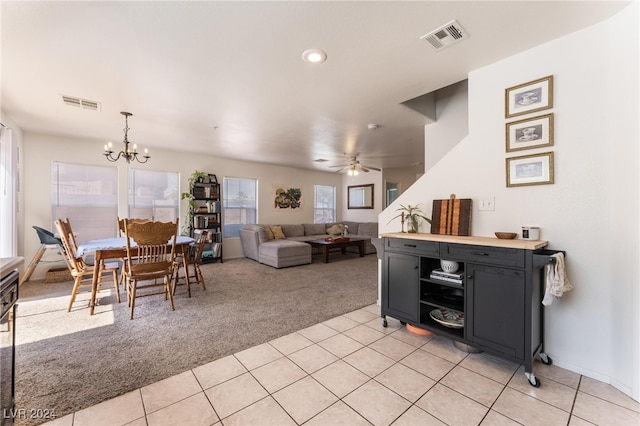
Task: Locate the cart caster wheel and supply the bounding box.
[382,319,388,328]
[400,321,406,326]
[539,353,553,365]
[525,372,541,387]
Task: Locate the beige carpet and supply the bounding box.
[15,253,378,425]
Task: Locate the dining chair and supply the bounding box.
[116,217,151,286]
[123,218,178,319]
[54,218,121,313]
[173,230,208,297]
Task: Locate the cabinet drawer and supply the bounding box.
[444,243,524,268]
[386,238,439,256]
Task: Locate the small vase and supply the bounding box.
[408,218,419,233]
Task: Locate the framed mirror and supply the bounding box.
[348,184,374,209]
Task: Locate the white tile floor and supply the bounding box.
[45,304,639,426]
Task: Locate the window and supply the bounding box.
[128,169,179,222]
[51,162,118,241]
[223,177,257,238]
[314,185,336,223]
[0,128,17,257]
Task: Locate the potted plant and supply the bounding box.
[388,203,431,233]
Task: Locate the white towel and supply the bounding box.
[542,252,573,306]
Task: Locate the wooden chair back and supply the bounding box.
[55,218,86,274]
[172,230,208,297]
[190,231,208,264]
[124,219,178,279]
[117,217,151,237]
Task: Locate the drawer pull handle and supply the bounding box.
[472,252,489,256]
[404,244,417,248]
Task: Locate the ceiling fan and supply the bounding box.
[329,155,381,175]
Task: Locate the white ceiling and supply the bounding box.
[1,1,629,172]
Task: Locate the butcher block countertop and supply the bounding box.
[0,257,24,280]
[379,233,548,250]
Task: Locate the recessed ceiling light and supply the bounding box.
[302,48,327,64]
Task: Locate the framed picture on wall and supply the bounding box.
[506,151,554,187]
[505,75,553,118]
[273,185,302,209]
[506,113,554,152]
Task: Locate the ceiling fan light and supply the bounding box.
[302,48,327,64]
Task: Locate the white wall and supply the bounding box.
[20,131,343,278]
[380,3,639,400]
[382,165,424,204]
[425,79,469,173]
[341,171,383,223]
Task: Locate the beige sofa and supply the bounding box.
[239,222,379,268]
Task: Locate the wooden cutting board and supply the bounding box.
[430,194,472,236]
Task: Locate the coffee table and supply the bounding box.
[306,237,366,263]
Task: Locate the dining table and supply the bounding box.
[75,235,195,315]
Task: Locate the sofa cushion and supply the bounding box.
[259,240,312,268]
[326,224,344,236]
[358,222,378,237]
[281,224,304,237]
[303,223,326,236]
[243,224,267,244]
[270,225,286,239]
[342,221,359,235]
[264,227,275,240]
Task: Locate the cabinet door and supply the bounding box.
[466,263,525,359]
[383,252,419,323]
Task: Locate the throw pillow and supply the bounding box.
[264,227,275,240]
[326,224,344,236]
[270,225,286,239]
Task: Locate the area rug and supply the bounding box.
[15,254,378,425]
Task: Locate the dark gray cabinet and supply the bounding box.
[381,234,562,387]
[465,263,525,358]
[383,252,419,323]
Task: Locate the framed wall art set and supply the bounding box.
[504,75,555,187]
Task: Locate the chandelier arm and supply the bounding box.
[104,151,125,162]
[134,154,150,164]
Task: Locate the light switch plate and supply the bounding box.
[478,198,495,211]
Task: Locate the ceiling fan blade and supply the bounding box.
[360,164,381,171]
[329,164,349,168]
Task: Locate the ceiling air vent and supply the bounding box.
[420,20,469,51]
[61,95,101,111]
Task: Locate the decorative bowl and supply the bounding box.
[495,232,517,239]
[440,259,460,273]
